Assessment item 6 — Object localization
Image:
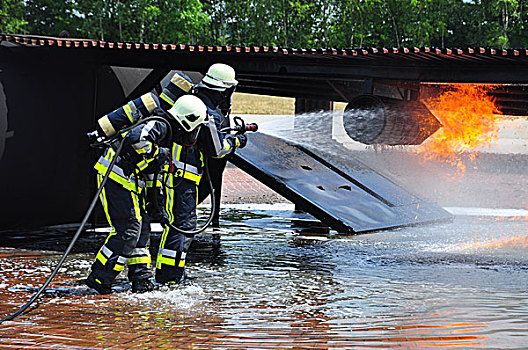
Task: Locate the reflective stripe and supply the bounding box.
[172,143,183,162]
[172,142,201,173]
[95,155,145,191]
[113,256,128,271]
[172,159,201,176]
[157,225,172,269]
[174,169,201,184]
[101,245,113,258]
[128,251,151,266]
[124,103,134,123]
[169,142,202,184]
[137,146,158,170]
[171,74,193,92]
[157,255,175,267]
[127,256,151,266]
[95,245,113,265]
[98,115,116,137]
[133,140,152,154]
[159,248,177,258]
[97,174,113,227]
[131,248,150,256]
[127,100,140,120]
[145,173,163,188]
[165,184,175,225]
[96,250,107,265]
[131,191,142,222]
[160,92,175,107]
[141,93,159,113]
[178,252,187,268]
[137,160,149,171]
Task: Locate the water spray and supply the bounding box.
[0,114,259,323]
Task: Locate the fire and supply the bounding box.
[468,234,528,249]
[416,84,503,176]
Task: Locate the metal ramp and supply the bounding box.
[230,133,453,234]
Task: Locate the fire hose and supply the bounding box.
[0,115,257,323]
[0,138,125,324]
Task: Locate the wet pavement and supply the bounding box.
[1,204,527,349]
[2,115,528,349]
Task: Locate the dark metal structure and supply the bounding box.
[1,33,528,232]
[231,133,452,233]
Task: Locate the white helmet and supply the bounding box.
[167,95,208,132]
[201,63,238,90]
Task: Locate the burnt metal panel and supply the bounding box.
[230,133,452,233]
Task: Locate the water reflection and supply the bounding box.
[1,207,527,349]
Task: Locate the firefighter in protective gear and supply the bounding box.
[157,63,246,227]
[155,95,209,284]
[86,93,170,294]
[194,63,246,226]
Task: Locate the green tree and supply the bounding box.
[25,0,77,37]
[0,0,26,34]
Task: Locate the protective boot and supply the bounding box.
[155,234,193,285]
[132,279,155,293]
[85,273,112,294]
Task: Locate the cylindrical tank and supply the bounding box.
[343,94,441,145]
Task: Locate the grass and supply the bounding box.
[232,92,347,115]
[231,92,295,115]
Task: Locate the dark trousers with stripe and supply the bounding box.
[88,176,153,288]
[155,177,197,284]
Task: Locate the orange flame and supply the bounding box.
[416,84,503,176]
[466,234,528,249]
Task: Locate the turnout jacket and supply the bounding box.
[158,72,238,158]
[94,106,232,193]
[94,118,170,193]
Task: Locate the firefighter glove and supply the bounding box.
[235,134,247,149]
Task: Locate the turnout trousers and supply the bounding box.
[155,176,197,284]
[88,174,153,290]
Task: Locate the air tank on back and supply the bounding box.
[343,94,442,145]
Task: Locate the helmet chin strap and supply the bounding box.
[194,81,226,92]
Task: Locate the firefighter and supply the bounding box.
[158,63,246,227]
[155,94,247,285]
[85,93,170,294]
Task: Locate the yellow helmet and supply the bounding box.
[167,95,207,132]
[201,63,238,90]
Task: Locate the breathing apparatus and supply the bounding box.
[87,92,160,145]
[1,67,255,322]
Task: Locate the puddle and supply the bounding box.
[1,206,527,349]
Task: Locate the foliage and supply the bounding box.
[5,0,528,48]
[0,0,27,34]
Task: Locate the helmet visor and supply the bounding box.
[204,73,238,89]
